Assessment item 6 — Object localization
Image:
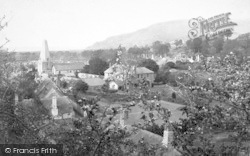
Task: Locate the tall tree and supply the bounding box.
[212,37,224,53]
[152,41,170,57]
[138,59,159,73]
[88,57,109,75]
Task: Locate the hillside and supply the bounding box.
[86,20,189,50]
[87,19,250,50]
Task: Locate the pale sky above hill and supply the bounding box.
[0,0,249,51]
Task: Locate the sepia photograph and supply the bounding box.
[0,0,250,155]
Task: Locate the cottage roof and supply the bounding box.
[35,78,84,117]
[53,63,84,71]
[135,67,154,74]
[130,127,163,144]
[36,79,64,99]
[104,64,124,74]
[104,65,154,74]
[126,126,181,156]
[82,78,105,87]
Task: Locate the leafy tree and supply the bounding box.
[16,65,38,100]
[201,40,210,56]
[138,59,159,73]
[72,80,88,97]
[127,45,145,57]
[224,29,233,40]
[152,41,170,57]
[170,52,250,155]
[222,39,240,54]
[212,37,224,53]
[88,57,109,75]
[82,64,90,73]
[0,17,49,145]
[186,38,203,53]
[60,80,68,88]
[174,39,183,48]
[192,38,203,53]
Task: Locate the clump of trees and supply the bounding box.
[82,57,109,75]
[138,58,159,73]
[152,41,170,57]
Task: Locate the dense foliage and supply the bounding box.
[83,57,109,75]
[138,59,159,73]
[72,80,89,97]
[170,52,250,155]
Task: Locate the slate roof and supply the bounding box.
[135,67,154,74]
[36,79,64,99]
[123,125,181,156]
[104,64,125,74]
[35,78,84,117]
[104,65,154,74]
[82,78,105,87]
[53,63,84,71]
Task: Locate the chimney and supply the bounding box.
[14,93,19,105]
[51,95,58,117]
[119,109,125,128]
[162,122,173,148]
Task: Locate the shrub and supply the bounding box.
[167,74,177,86]
[155,71,171,84]
[60,80,68,88]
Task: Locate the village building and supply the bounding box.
[78,73,101,79]
[35,78,84,119]
[52,63,84,75]
[134,67,155,85]
[104,65,155,89]
[37,40,85,77]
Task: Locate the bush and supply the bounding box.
[174,61,189,70]
[155,71,171,84]
[60,80,68,88]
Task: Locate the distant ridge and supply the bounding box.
[86,19,250,50]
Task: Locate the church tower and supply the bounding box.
[38,40,52,75]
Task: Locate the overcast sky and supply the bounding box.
[0,0,249,51]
